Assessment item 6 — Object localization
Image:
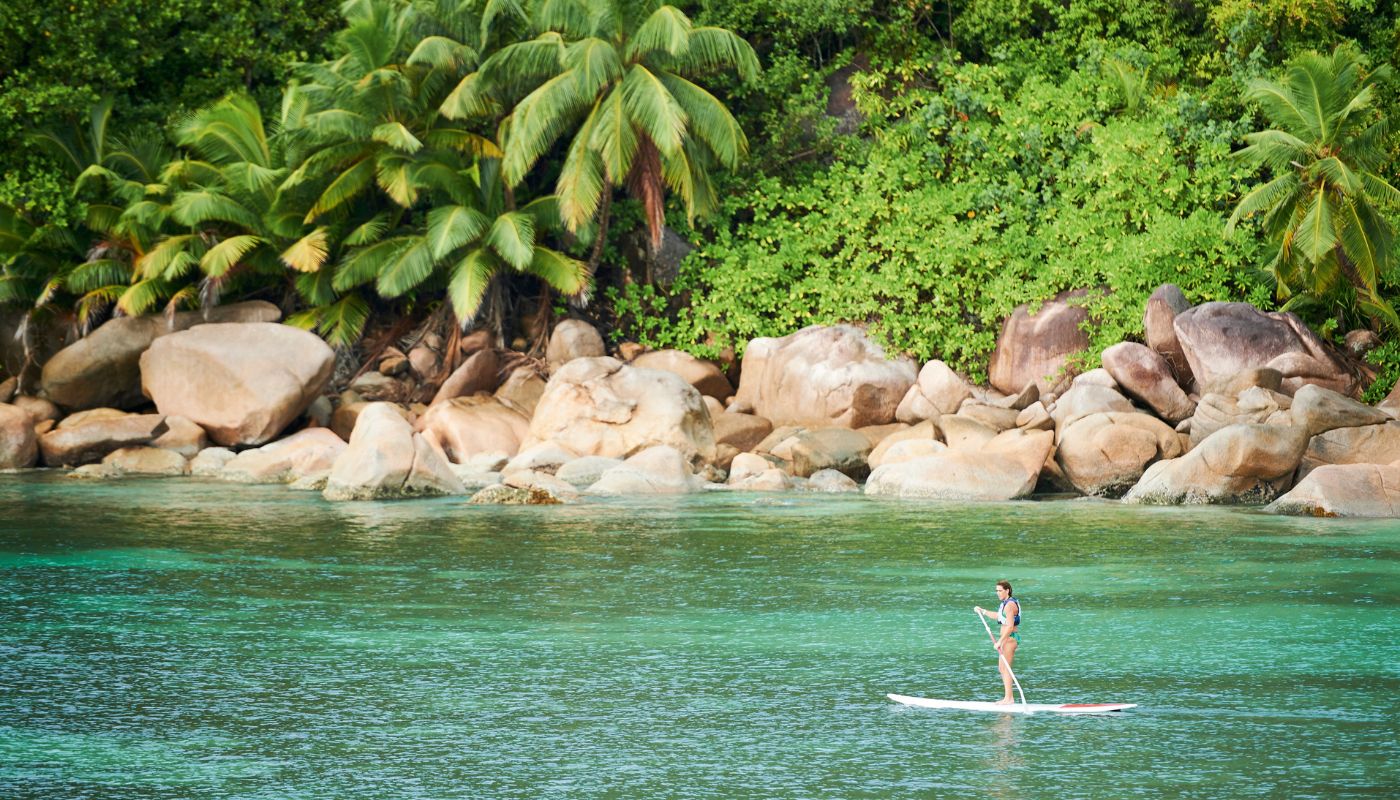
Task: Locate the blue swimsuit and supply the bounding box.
[998,596,1021,643]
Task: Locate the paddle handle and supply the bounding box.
[976,608,1027,707]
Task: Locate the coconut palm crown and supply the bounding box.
[450,0,759,255]
[1227,47,1400,331]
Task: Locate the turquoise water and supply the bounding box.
[1,475,1398,799]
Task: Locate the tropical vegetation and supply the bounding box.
[1,0,1398,391]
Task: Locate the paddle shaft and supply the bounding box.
[977,608,1027,706]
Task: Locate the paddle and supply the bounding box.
[976,608,1027,707]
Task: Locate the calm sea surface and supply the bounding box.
[1,474,1397,799]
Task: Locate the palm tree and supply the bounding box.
[452,0,759,276]
[282,0,503,224]
[330,155,585,336]
[2,99,179,341]
[118,95,335,321]
[1227,47,1400,331]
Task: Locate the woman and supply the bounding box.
[974,580,1020,704]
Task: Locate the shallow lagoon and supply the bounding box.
[2,475,1398,799]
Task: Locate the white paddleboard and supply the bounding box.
[888,694,1137,714]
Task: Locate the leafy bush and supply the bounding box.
[610,54,1272,381]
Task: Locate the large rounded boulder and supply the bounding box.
[1172,302,1356,396]
[865,429,1053,501]
[523,357,715,465]
[1056,412,1182,497]
[734,325,915,428]
[896,360,972,423]
[40,301,281,411]
[1142,284,1194,389]
[0,404,38,469]
[416,396,531,463]
[1100,342,1195,424]
[546,320,605,372]
[988,289,1092,396]
[1267,461,1400,517]
[1123,423,1309,505]
[323,403,465,501]
[140,322,335,447]
[629,349,733,400]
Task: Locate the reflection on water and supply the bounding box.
[1,476,1398,799]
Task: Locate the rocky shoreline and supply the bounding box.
[2,284,1398,518]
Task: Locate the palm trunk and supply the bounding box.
[571,187,612,312]
[626,137,665,282]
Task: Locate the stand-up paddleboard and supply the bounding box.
[887,694,1136,714]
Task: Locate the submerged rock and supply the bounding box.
[468,484,564,505]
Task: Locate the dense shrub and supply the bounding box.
[610,54,1270,381]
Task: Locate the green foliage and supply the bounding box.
[1228,46,1399,332]
[0,0,342,218]
[1362,338,1400,403]
[611,55,1270,380]
[472,0,760,253]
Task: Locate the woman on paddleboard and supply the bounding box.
[974,581,1020,704]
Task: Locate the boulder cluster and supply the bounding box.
[2,286,1398,517]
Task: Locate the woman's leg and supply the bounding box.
[997,639,1018,703]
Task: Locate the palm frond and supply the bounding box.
[375,153,420,207]
[557,100,606,231]
[620,65,687,158]
[485,211,536,270]
[116,277,174,317]
[427,205,492,258]
[200,235,265,278]
[335,236,415,291]
[65,259,133,294]
[680,27,760,82]
[372,122,424,153]
[1226,174,1301,233]
[1293,192,1338,266]
[343,213,392,246]
[532,0,591,38]
[626,5,691,61]
[588,87,638,188]
[447,247,497,323]
[306,156,376,221]
[424,128,504,157]
[659,72,746,167]
[137,235,200,280]
[171,190,261,229]
[526,245,586,295]
[282,228,331,272]
[501,68,595,184]
[374,236,437,297]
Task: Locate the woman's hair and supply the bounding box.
[997,580,1012,595]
